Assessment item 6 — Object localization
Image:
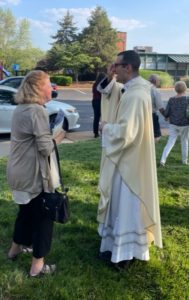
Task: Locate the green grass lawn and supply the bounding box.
[0,137,189,300]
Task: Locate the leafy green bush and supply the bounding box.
[140,70,174,88]
[180,76,189,88]
[50,75,72,86]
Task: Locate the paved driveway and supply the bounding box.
[1,88,188,157]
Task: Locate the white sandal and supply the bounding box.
[30,264,56,277]
[7,246,33,260]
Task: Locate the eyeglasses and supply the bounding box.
[114,63,128,68]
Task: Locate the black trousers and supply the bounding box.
[152,112,161,138]
[13,193,54,259]
[92,99,101,135]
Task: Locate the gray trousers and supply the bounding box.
[161,124,189,164]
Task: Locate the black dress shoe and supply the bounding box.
[112,259,135,271]
[98,251,112,261]
[94,133,99,138]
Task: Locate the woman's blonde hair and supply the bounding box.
[174,81,187,94]
[15,70,49,104]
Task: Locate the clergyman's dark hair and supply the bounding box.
[117,50,141,71]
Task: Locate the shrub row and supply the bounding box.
[180,76,189,88]
[140,70,174,88]
[50,75,72,86]
[50,70,178,88]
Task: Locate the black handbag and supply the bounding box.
[42,141,70,224]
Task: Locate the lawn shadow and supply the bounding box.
[160,203,189,227]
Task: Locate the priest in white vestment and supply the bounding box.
[97,64,123,171]
[97,63,123,124]
[97,50,162,269]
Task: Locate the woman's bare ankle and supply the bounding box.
[30,257,44,276]
[8,242,22,257]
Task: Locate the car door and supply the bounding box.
[0,90,16,133]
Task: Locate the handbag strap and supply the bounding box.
[52,139,66,192]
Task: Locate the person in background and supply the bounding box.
[97,50,162,270]
[7,70,66,277]
[92,72,106,138]
[148,74,164,141]
[160,81,189,166]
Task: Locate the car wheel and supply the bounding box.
[50,114,69,132]
[63,118,68,131]
[49,114,57,131]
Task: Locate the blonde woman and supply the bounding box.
[160,81,189,166]
[7,70,65,277]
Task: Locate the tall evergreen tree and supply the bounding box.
[80,6,117,71]
[51,11,78,45]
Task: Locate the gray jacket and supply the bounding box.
[7,103,54,193]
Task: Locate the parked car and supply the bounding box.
[0,76,58,98]
[0,85,80,133]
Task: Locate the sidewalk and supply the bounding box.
[58,82,93,90]
[58,82,177,91]
[0,129,168,158]
[0,140,10,157]
[65,131,94,142]
[0,131,94,158]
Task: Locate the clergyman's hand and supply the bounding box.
[107,64,116,82]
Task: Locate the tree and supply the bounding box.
[46,7,118,79]
[0,8,16,61]
[51,11,78,45]
[0,8,45,73]
[45,44,65,71]
[47,11,93,81]
[80,6,117,72]
[15,19,32,49]
[14,48,45,71]
[45,42,91,82]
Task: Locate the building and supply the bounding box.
[138,52,189,81]
[134,46,153,53]
[116,32,127,52]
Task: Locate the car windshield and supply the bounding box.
[0,90,16,105]
[1,78,22,89]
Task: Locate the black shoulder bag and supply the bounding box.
[42,141,70,224]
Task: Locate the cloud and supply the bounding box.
[28,18,53,34]
[45,7,146,32]
[45,7,93,30]
[0,0,20,5]
[110,17,146,31]
[24,7,148,51]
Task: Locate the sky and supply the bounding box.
[0,0,189,54]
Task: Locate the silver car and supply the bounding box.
[0,76,58,98]
[0,86,80,133]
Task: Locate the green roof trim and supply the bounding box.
[168,55,189,63]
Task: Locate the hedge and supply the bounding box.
[140,70,174,88]
[180,76,189,88]
[50,75,72,86]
